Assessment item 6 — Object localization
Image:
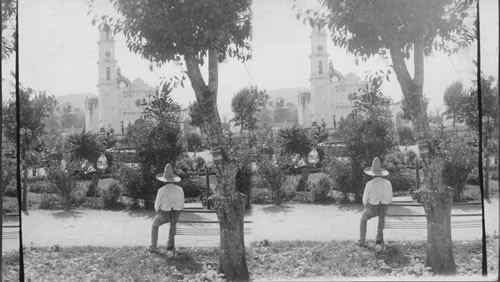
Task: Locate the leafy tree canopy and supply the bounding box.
[443,80,467,125]
[230,86,269,132]
[296,0,475,60]
[101,0,251,65]
[1,0,16,60]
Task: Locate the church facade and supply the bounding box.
[85,25,155,135]
[298,25,366,128]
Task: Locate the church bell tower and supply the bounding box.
[309,23,330,125]
[97,24,118,132]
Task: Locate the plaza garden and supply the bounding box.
[2,0,500,281]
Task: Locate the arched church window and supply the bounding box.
[318,61,323,74]
[106,67,110,80]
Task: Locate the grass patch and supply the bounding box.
[248,239,498,280]
[13,237,498,281]
[19,246,223,282]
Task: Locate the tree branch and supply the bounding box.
[184,53,207,101]
[208,48,218,97]
[389,45,413,95]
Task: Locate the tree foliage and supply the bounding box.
[230,86,269,133]
[462,74,498,133]
[443,81,467,126]
[1,0,16,60]
[125,89,184,207]
[440,138,477,201]
[337,79,396,201]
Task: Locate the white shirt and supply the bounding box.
[362,177,393,206]
[154,183,185,212]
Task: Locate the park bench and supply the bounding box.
[385,200,482,231]
[379,200,482,251]
[171,206,252,257]
[2,212,20,240]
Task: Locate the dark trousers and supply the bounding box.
[359,203,388,243]
[151,209,180,248]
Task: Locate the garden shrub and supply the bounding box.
[46,161,80,211]
[441,139,476,201]
[235,165,252,209]
[186,132,203,151]
[397,126,416,145]
[194,156,206,171]
[311,176,332,203]
[384,174,412,192]
[39,194,61,210]
[2,154,17,197]
[466,167,481,185]
[178,178,203,198]
[86,173,100,197]
[257,155,288,205]
[406,150,417,165]
[384,150,407,173]
[250,189,274,204]
[113,164,146,207]
[175,154,195,174]
[82,197,104,209]
[324,158,354,202]
[295,168,310,192]
[100,181,122,209]
[28,182,55,194]
[491,170,499,181]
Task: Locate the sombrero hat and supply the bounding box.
[364,157,389,177]
[156,163,181,183]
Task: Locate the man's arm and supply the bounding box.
[154,189,162,213]
[362,183,370,207]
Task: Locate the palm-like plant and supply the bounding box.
[66,131,104,169]
[278,124,313,162]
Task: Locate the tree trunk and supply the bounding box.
[483,134,490,199]
[418,160,456,274]
[389,27,457,274]
[213,189,248,281]
[484,156,490,199]
[22,163,28,211]
[184,50,250,281]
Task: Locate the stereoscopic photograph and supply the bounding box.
[1,0,499,281]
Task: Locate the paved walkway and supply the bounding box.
[3,197,498,253]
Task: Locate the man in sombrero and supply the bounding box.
[148,163,184,253]
[358,157,393,247]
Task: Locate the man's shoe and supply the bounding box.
[375,239,384,245]
[167,245,174,251]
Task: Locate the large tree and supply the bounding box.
[462,73,499,199]
[98,2,253,277]
[443,80,467,127]
[4,86,57,211]
[230,86,268,134]
[296,0,475,274]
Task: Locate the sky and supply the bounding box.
[2,0,499,119]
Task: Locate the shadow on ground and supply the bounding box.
[334,203,364,213]
[51,210,83,219]
[261,204,293,215]
[126,209,156,219]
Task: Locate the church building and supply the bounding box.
[85,25,155,134]
[298,24,366,128]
